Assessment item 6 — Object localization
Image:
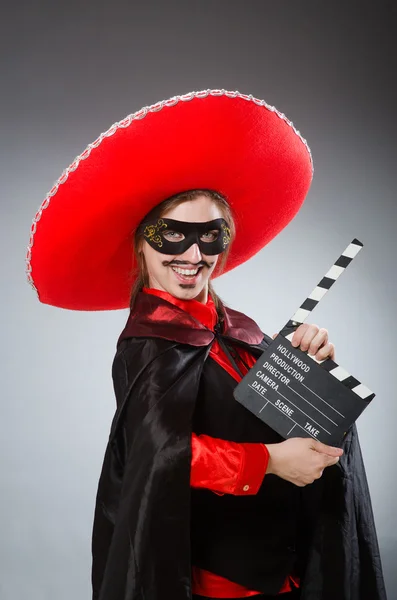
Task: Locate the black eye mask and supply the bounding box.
[141,218,231,255]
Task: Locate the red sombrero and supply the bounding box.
[25,89,313,311]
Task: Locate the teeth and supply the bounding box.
[172,267,199,276]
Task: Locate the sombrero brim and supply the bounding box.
[26,89,313,311]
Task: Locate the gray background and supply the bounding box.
[1,1,396,598]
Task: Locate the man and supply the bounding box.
[26,90,387,600]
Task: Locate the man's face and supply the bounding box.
[141,195,224,302]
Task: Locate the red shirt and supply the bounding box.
[142,288,300,597]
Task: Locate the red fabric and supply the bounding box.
[29,90,313,311]
[191,433,269,496]
[143,288,300,597]
[191,568,300,598]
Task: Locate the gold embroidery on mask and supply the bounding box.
[143,219,168,248]
[221,223,231,248]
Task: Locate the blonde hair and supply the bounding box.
[129,189,235,320]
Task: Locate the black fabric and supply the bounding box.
[191,358,303,594]
[215,331,245,377]
[91,300,387,600]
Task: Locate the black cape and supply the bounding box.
[91,292,387,600]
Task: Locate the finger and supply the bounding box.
[299,324,320,352]
[315,341,335,362]
[323,455,340,467]
[307,328,328,356]
[291,323,310,347]
[311,440,343,456]
[272,333,278,340]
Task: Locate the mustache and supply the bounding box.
[162,259,213,269]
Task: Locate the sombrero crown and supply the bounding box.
[25,89,313,311]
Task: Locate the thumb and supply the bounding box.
[311,439,343,457]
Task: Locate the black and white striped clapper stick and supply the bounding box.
[278,238,375,403]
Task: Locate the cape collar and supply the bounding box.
[117,290,264,349]
[141,287,218,332]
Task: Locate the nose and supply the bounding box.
[179,242,202,264]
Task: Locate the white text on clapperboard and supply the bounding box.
[251,343,321,437]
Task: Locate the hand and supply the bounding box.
[272,323,335,362]
[265,437,343,487]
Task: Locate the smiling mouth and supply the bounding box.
[171,266,202,276]
[169,265,205,282]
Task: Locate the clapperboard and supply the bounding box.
[234,239,375,446]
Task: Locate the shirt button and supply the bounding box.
[243,484,250,491]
